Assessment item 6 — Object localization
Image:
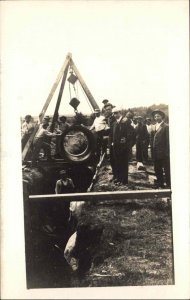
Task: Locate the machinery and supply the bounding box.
[22,53,101,195]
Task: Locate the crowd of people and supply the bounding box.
[21,99,171,189]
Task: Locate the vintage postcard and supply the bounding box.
[1,0,189,299]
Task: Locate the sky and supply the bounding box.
[1,0,189,117]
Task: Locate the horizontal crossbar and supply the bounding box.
[29,189,171,202]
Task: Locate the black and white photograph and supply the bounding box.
[1,0,189,299]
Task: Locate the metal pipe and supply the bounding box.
[29,189,171,202]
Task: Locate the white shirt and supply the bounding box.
[21,121,34,137]
[117,116,122,123]
[146,124,153,134]
[90,115,107,132]
[155,121,164,131]
[35,127,55,139]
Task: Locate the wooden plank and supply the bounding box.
[50,63,70,132]
[70,58,100,111]
[39,53,71,123]
[29,189,172,202]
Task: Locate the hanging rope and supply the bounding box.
[69,82,72,101]
[78,82,94,113]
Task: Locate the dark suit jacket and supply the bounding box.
[153,122,170,160]
[112,117,135,155]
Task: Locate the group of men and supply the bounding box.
[90,100,170,189]
[21,114,71,164]
[21,100,171,189]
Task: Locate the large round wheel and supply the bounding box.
[59,125,96,164]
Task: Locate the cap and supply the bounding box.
[102,99,109,104]
[44,116,50,120]
[59,115,67,122]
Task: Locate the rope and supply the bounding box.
[69,82,72,100]
[78,81,94,113]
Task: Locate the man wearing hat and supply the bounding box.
[54,116,70,157]
[145,117,155,160]
[103,103,117,174]
[55,169,75,194]
[152,109,170,188]
[21,114,34,149]
[111,107,135,184]
[90,108,108,158]
[101,99,109,114]
[32,123,61,164]
[135,116,149,169]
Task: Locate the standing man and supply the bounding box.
[32,123,60,164]
[90,108,108,158]
[152,109,170,188]
[21,115,34,149]
[104,103,116,175]
[145,117,155,160]
[111,107,135,185]
[55,116,70,157]
[101,99,109,114]
[135,116,149,169]
[55,170,76,228]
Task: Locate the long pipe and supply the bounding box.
[29,189,171,202]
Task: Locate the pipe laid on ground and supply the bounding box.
[29,189,171,202]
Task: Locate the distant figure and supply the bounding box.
[90,108,108,158]
[135,116,149,170]
[21,115,34,149]
[152,109,170,188]
[32,123,60,164]
[111,107,135,184]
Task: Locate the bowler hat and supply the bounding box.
[59,115,67,122]
[102,99,109,104]
[44,115,50,120]
[152,109,165,119]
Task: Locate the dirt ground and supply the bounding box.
[72,155,174,287]
[25,150,174,288]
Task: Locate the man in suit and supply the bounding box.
[135,116,149,165]
[111,107,135,184]
[152,109,171,188]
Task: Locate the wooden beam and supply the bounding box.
[70,58,100,111]
[39,53,71,123]
[50,63,70,132]
[29,189,172,202]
